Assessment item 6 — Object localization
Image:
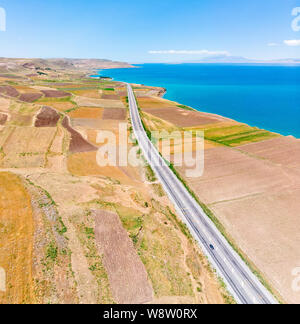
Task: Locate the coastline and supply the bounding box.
[97,64,300,139]
[97,72,285,139]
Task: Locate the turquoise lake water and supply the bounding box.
[97,64,300,138]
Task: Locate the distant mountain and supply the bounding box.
[0,58,133,73]
[169,56,300,64]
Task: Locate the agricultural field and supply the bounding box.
[0,60,228,304]
[135,86,300,303]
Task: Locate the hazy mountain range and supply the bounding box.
[169,55,300,64]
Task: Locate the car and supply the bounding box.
[209,244,215,250]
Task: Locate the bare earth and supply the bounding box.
[94,210,153,304]
[176,136,300,303]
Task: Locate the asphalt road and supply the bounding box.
[127,83,278,304]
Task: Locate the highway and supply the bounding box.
[126,83,278,304]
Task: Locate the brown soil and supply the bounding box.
[116,91,127,96]
[62,116,97,153]
[94,210,153,304]
[19,93,42,103]
[41,90,71,98]
[0,113,7,125]
[177,143,300,303]
[144,107,220,127]
[102,108,127,121]
[101,94,120,100]
[35,106,60,127]
[0,86,20,98]
[238,136,300,169]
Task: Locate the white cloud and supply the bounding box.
[267,43,280,47]
[148,50,230,56]
[284,40,300,46]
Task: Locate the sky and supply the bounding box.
[0,0,299,62]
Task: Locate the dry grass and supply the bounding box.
[137,97,178,109]
[74,96,124,108]
[14,86,41,94]
[71,90,102,99]
[0,172,35,304]
[67,151,131,183]
[68,107,103,119]
[0,127,56,168]
[44,101,76,112]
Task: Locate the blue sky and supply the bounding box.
[0,0,299,62]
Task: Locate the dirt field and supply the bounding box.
[42,101,76,112]
[74,96,125,108]
[102,108,127,120]
[19,93,42,103]
[35,106,60,127]
[101,94,120,100]
[0,86,19,98]
[41,90,71,98]
[0,127,56,168]
[71,89,102,99]
[94,210,153,304]
[67,151,135,184]
[0,172,35,304]
[68,107,103,119]
[175,143,300,303]
[137,97,178,109]
[238,136,300,169]
[144,107,221,127]
[62,117,97,153]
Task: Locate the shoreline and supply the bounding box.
[95,65,300,140]
[100,74,292,139]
